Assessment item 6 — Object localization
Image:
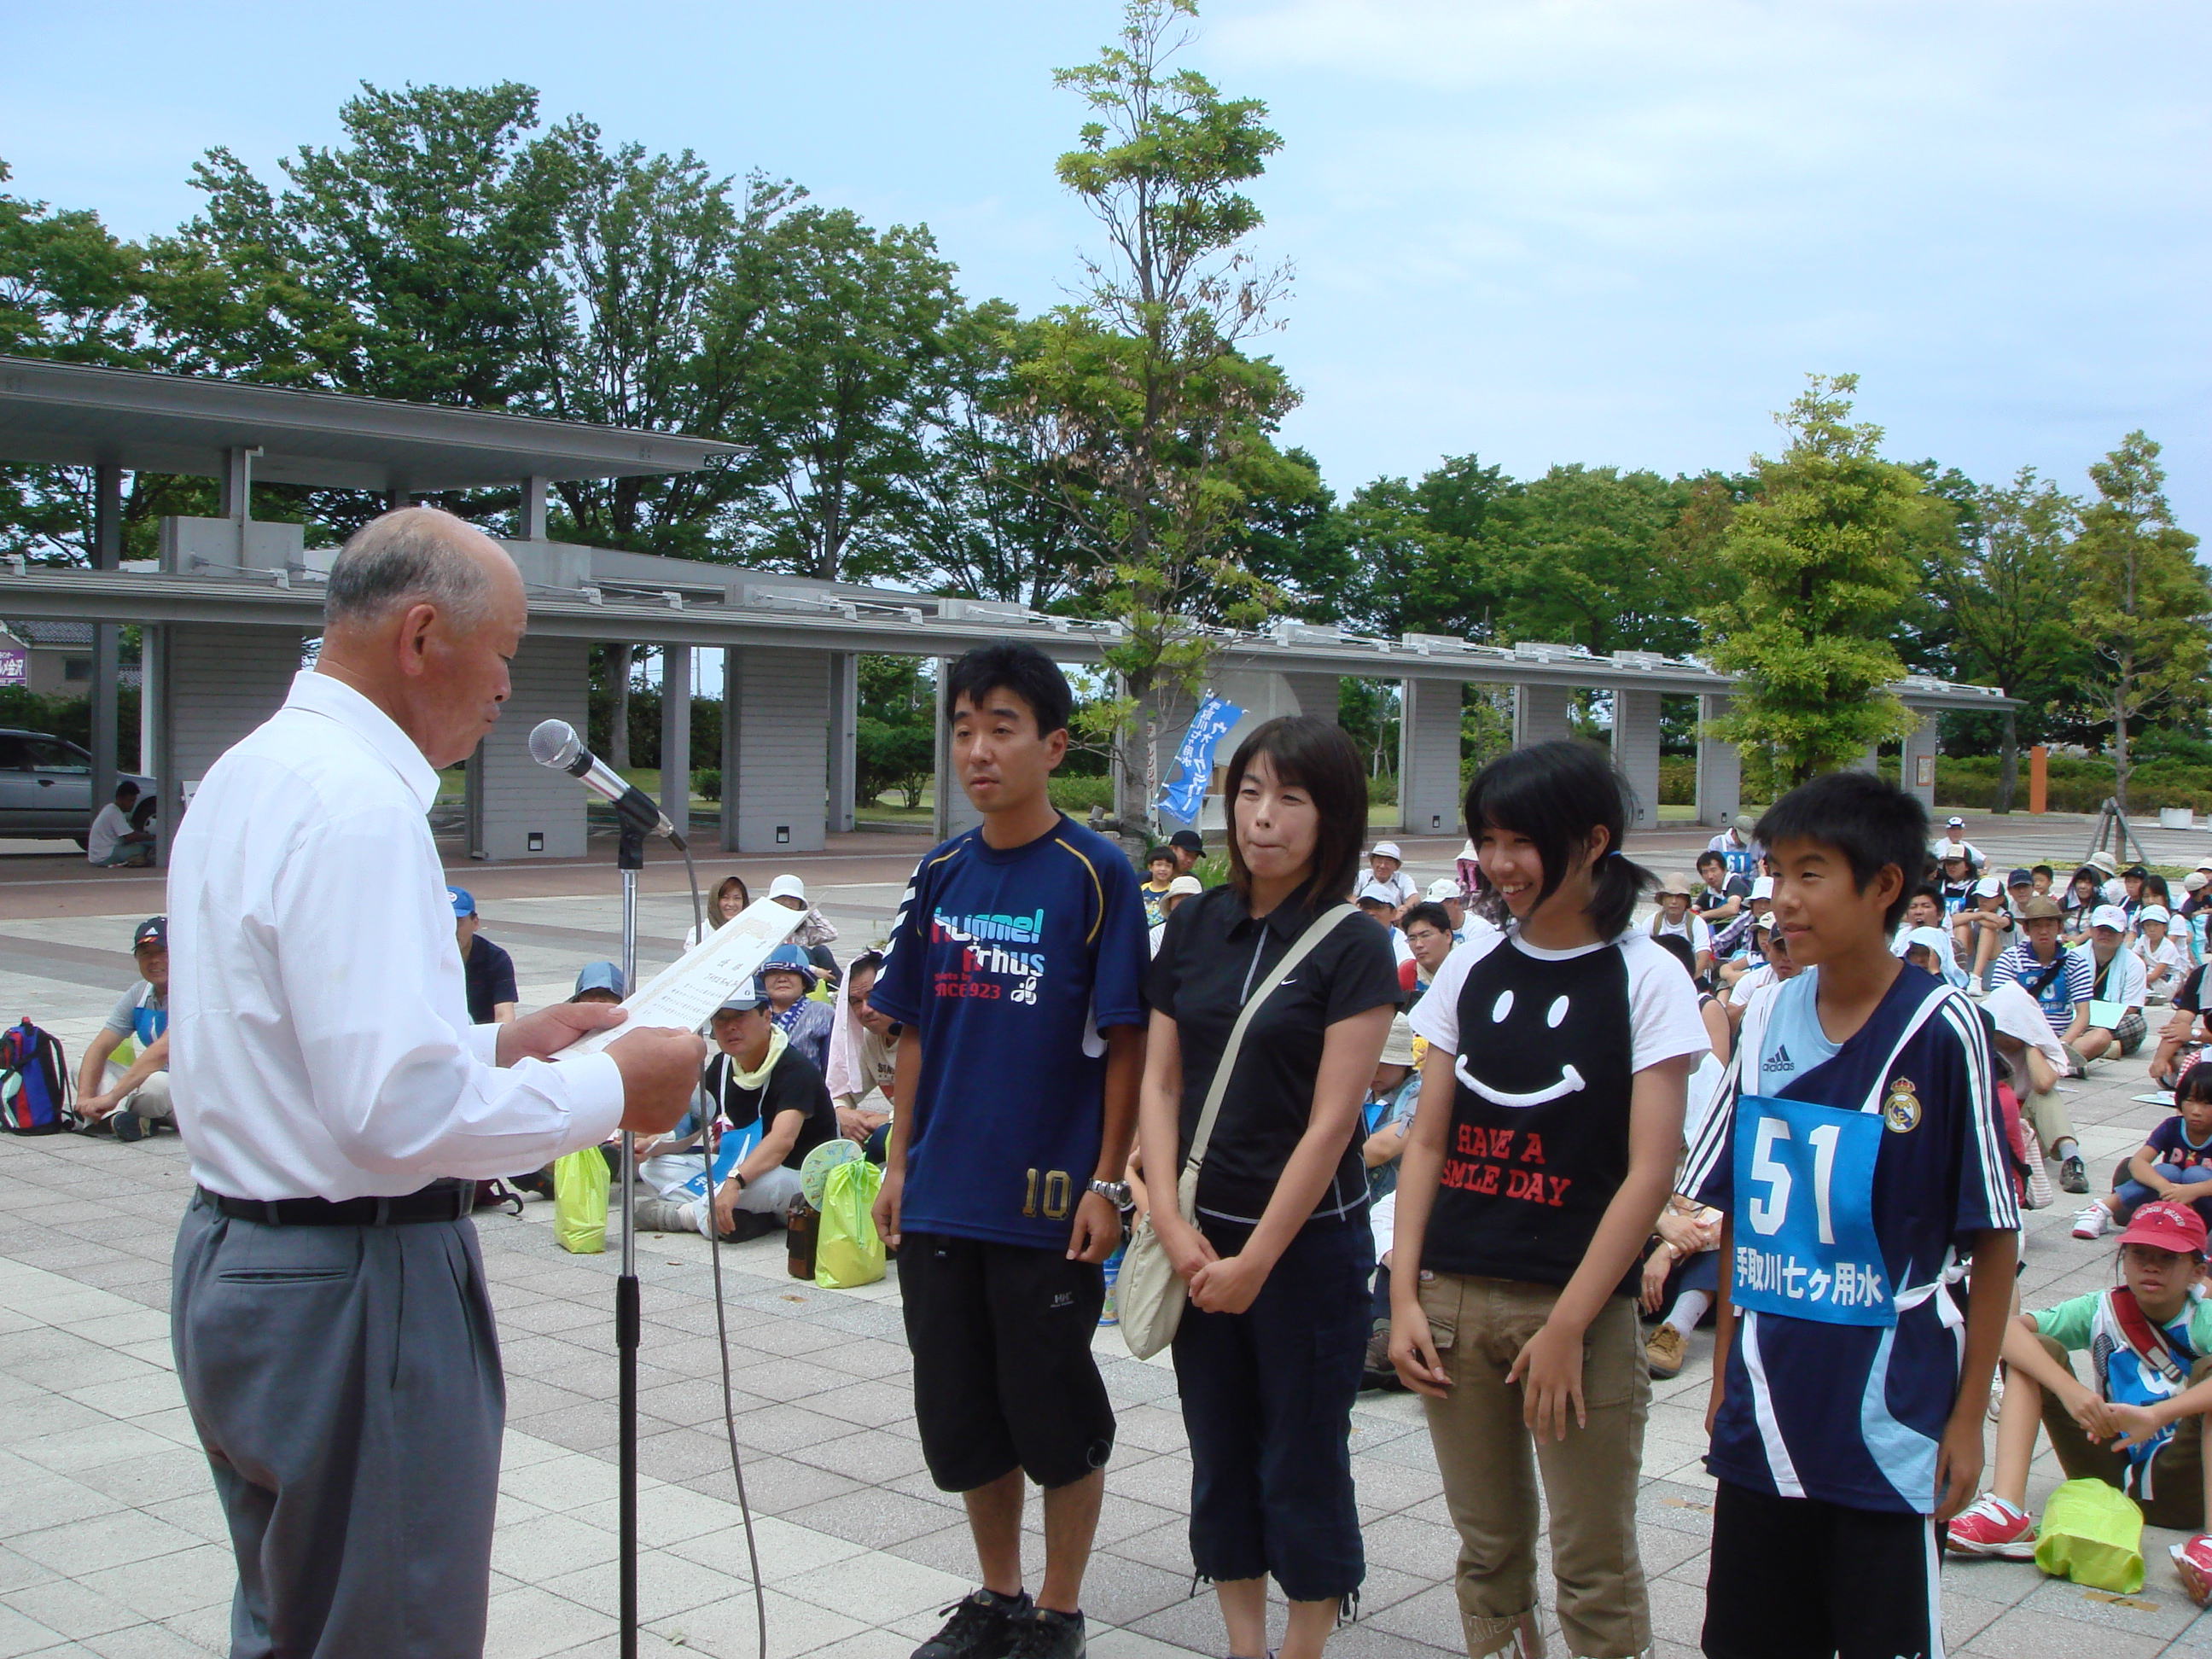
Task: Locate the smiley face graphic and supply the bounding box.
[1452,982,1590,1110]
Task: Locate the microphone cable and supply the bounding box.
[674,833,771,1659]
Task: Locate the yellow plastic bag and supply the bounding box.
[2034,1477,2145,1592]
[814,1158,885,1289]
[551,1146,610,1254]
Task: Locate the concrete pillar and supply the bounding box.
[1612,688,1662,830]
[469,635,589,860]
[1398,678,1462,836]
[1513,683,1573,748]
[521,475,550,542]
[660,644,692,837]
[151,624,305,865]
[139,627,161,779]
[218,447,255,521]
[1696,694,1741,828]
[1280,672,1342,725]
[722,646,830,853]
[90,463,122,812]
[933,657,985,842]
[1857,747,1883,776]
[1901,711,1938,811]
[827,651,859,835]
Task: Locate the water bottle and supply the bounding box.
[1099,1241,1125,1326]
[786,1197,818,1281]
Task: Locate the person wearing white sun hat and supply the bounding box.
[2137,905,2192,1002]
[1363,840,1417,910]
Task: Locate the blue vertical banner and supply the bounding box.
[1156,694,1244,824]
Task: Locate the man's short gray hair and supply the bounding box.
[323,508,495,630]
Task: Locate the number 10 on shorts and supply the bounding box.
[1731,1095,1895,1329]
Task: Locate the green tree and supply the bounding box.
[0,160,156,562]
[1227,445,1343,618]
[855,655,936,811]
[1031,0,1301,825]
[153,82,574,409]
[1488,464,1699,655]
[1706,375,1922,785]
[2065,432,2210,811]
[1918,466,2082,809]
[909,306,1106,610]
[532,145,790,555]
[720,206,966,585]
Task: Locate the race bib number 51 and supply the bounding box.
[1732,1094,1894,1328]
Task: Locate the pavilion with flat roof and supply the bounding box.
[0,355,2012,863]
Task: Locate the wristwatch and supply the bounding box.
[1089,1179,1135,1212]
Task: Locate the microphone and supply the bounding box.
[527,719,687,849]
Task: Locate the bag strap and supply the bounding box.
[1182,903,1358,1179]
[2024,949,2069,999]
[2107,1286,2192,1385]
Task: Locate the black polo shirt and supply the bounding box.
[463,934,517,1025]
[701,1045,838,1171]
[1146,885,1401,1226]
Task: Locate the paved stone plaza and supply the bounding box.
[1,816,2208,1656]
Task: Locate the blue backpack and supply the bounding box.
[0,1020,72,1134]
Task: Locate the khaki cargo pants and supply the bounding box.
[1417,1272,1651,1659]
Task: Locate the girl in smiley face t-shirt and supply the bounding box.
[1388,742,1710,1659]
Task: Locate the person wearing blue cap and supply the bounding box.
[73,916,175,1143]
[760,942,835,1073]
[571,961,626,1004]
[634,983,839,1241]
[449,887,517,1025]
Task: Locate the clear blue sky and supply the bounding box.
[7,0,2207,530]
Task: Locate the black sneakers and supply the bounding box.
[913,1590,1034,1659]
[1006,1608,1085,1659]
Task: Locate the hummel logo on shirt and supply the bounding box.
[1762,1045,1795,1074]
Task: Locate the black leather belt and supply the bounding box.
[198,1179,473,1226]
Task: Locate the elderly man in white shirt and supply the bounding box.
[167,508,703,1659]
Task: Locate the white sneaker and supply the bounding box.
[2072,1202,2112,1240]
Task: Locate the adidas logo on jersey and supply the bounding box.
[1762,1045,1795,1074]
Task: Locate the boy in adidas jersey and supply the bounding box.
[870,643,1149,1659]
[1684,772,2020,1659]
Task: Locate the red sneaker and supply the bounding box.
[1946,1495,2036,1559]
[2173,1534,2212,1606]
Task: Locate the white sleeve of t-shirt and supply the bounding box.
[1691,916,1713,956]
[1618,934,1724,1073]
[1406,929,1506,1054]
[1729,964,1773,1006]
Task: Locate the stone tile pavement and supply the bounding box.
[1,839,2209,1656]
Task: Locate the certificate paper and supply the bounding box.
[559,896,799,1057]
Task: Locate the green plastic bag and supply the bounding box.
[814,1158,886,1289]
[551,1146,610,1254]
[2034,1477,2145,1592]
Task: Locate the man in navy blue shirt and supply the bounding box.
[870,644,1148,1659]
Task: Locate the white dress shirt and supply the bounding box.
[168,670,626,1200]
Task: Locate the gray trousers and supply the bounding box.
[172,1195,505,1658]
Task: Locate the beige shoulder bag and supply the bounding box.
[1118,903,1358,1360]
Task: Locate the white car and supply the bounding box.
[0,729,157,846]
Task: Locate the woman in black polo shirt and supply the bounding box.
[1138,716,1400,1659]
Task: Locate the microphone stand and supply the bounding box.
[615,818,644,1659]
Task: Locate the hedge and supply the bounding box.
[1934,755,2212,814]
